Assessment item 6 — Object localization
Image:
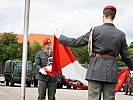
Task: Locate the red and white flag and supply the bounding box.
[44,35,130,91]
[115,67,130,92]
[52,36,87,85]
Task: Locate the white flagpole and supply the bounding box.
[21,0,30,100]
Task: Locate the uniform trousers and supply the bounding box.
[38,80,57,100]
[88,80,116,100]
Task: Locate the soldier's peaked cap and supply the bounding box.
[43,37,51,45]
[103,5,116,13]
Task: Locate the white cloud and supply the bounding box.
[0,0,133,44]
[0,0,24,33]
[115,3,133,44]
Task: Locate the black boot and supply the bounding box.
[129,92,131,95]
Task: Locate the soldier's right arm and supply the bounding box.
[35,52,41,71]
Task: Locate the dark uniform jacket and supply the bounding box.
[35,50,57,82]
[59,23,133,83]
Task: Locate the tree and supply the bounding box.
[0,32,22,74]
[0,32,21,62]
[70,45,91,64]
[117,44,133,67]
[117,56,126,67]
[128,48,133,57]
[0,32,18,45]
[129,42,133,48]
[28,41,42,62]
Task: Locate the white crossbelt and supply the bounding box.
[88,27,94,56]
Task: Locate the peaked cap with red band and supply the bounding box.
[43,37,51,45]
[103,5,117,13]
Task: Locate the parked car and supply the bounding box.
[0,74,5,83]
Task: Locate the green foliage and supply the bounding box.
[70,45,91,64]
[28,41,42,62]
[129,48,133,55]
[117,45,133,67]
[129,42,133,48]
[0,32,42,63]
[117,56,126,66]
[0,32,18,45]
[0,32,21,62]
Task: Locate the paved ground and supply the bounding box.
[0,83,133,100]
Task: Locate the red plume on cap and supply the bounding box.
[43,37,51,45]
[103,5,116,13]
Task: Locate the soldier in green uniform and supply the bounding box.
[35,37,57,100]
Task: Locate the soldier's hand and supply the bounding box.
[54,29,61,39]
[39,68,47,75]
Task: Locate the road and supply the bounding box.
[0,83,133,100]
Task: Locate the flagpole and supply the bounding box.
[20,0,30,100]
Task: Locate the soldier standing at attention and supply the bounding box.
[35,37,57,100]
[55,5,133,100]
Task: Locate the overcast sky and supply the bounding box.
[0,0,133,44]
